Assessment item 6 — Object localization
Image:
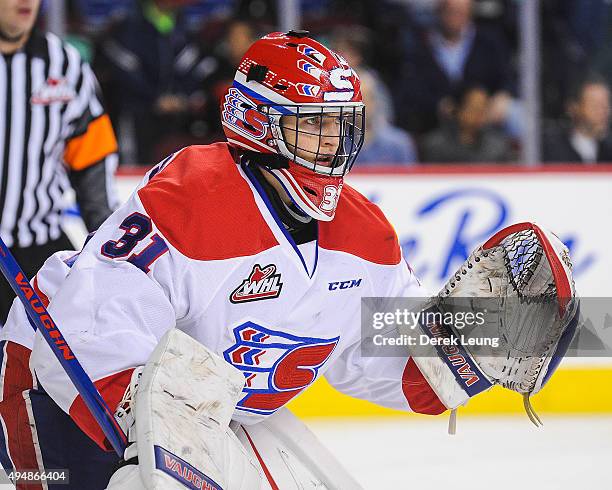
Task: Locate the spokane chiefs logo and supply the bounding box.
[224,321,339,415]
[222,87,269,140]
[230,264,283,303]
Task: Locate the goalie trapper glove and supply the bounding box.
[404,222,580,428]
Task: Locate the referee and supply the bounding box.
[0,1,119,323]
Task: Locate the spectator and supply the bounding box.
[198,19,259,140]
[97,0,208,164]
[356,70,417,165]
[395,0,515,135]
[542,77,612,163]
[346,1,421,92]
[234,0,277,26]
[0,0,119,323]
[329,25,372,71]
[420,85,513,163]
[540,0,596,120]
[329,27,398,127]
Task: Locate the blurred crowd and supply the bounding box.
[54,0,612,166]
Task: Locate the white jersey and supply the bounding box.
[2,143,444,449]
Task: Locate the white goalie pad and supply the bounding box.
[107,330,362,489]
[132,329,263,489]
[232,408,363,490]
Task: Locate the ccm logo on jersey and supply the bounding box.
[224,322,339,415]
[230,264,283,303]
[328,279,362,291]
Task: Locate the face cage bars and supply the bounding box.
[259,104,365,177]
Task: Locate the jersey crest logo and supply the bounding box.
[223,321,339,415]
[31,77,76,105]
[230,264,283,303]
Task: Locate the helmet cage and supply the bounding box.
[261,102,365,177]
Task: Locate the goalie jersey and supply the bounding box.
[1,143,446,450]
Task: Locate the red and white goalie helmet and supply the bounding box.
[221,31,365,221]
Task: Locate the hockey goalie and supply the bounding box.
[0,31,579,489]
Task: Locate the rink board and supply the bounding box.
[62,164,612,416]
[288,367,612,417]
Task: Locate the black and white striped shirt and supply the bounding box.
[0,31,118,249]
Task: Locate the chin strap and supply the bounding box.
[242,151,289,169]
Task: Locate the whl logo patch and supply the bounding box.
[230,264,283,303]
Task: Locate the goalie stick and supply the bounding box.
[0,237,128,457]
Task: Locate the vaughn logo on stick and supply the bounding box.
[15,272,75,360]
[230,264,283,303]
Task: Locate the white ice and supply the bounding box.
[307,416,612,490]
[1,416,608,489]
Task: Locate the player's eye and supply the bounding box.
[303,115,322,126]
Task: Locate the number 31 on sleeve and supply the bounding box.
[101,212,169,273]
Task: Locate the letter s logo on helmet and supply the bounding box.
[222,88,269,141]
[221,31,365,221]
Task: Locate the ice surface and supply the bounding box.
[307,416,612,490]
[1,416,607,489]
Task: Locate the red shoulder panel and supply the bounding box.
[319,184,401,265]
[138,144,278,260]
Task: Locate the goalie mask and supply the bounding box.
[221,31,365,221]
